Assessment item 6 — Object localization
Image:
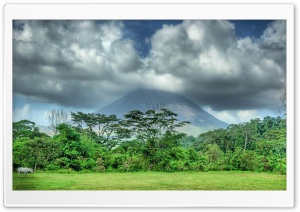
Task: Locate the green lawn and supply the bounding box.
[13,171,286,190]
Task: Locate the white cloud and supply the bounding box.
[203,106,261,124]
[13,104,31,121]
[236,110,261,123]
[13,20,286,115]
[141,69,184,93]
[261,20,286,44]
[146,20,286,111]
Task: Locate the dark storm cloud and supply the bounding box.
[13,20,143,108]
[146,20,286,111]
[13,20,286,112]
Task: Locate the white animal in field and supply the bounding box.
[17,167,33,176]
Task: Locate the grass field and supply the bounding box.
[13,171,286,190]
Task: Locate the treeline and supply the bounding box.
[13,109,286,174]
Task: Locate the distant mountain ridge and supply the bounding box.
[95,89,228,135]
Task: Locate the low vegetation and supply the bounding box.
[13,171,286,190]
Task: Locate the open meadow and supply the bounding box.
[13,171,286,190]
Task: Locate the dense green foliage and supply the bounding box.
[13,109,286,174]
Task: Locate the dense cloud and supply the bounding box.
[13,20,286,114]
[13,20,144,108]
[146,20,286,111]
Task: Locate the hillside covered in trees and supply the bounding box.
[13,108,286,174]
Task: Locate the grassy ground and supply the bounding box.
[13,171,286,190]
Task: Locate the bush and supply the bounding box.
[263,155,286,174]
[82,159,96,170]
[47,164,60,171]
[126,156,148,172]
[189,161,201,171]
[205,144,223,163]
[94,158,106,172]
[168,160,189,171]
[229,147,243,170]
[153,150,172,171]
[170,147,186,160]
[187,148,199,161]
[169,160,180,171]
[54,157,70,169]
[240,151,263,171]
[105,154,127,170]
[69,159,82,171]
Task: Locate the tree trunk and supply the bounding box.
[244,132,248,152]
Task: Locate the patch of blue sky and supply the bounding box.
[122,20,183,57]
[13,95,93,125]
[229,20,273,38]
[121,20,273,57]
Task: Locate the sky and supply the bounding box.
[13,20,286,126]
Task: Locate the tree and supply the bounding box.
[180,135,196,148]
[227,124,243,151]
[205,143,223,163]
[26,137,59,171]
[13,137,58,171]
[238,121,259,152]
[240,150,262,171]
[13,120,48,141]
[46,109,69,135]
[54,123,89,170]
[124,108,190,148]
[55,123,81,144]
[104,120,131,150]
[275,93,286,118]
[13,138,32,168]
[70,111,85,130]
[70,112,128,150]
[94,114,120,143]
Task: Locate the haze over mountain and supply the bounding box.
[95,89,228,136]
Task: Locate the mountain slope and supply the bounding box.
[95,89,228,135]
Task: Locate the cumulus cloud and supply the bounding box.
[13,20,286,114]
[13,20,143,108]
[146,20,286,111]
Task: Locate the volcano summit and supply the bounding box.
[95,89,228,136]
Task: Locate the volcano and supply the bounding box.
[95,89,228,136]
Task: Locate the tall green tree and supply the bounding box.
[13,137,58,171]
[70,112,129,150]
[124,108,190,148]
[54,124,89,170]
[13,120,47,141]
[26,137,59,171]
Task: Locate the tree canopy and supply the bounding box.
[13,110,286,174]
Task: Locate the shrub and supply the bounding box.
[170,147,187,160]
[229,147,243,170]
[47,164,60,171]
[94,158,106,172]
[69,159,82,171]
[187,148,199,161]
[126,156,148,172]
[240,151,263,171]
[105,154,127,170]
[120,161,130,172]
[205,144,223,163]
[82,159,96,170]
